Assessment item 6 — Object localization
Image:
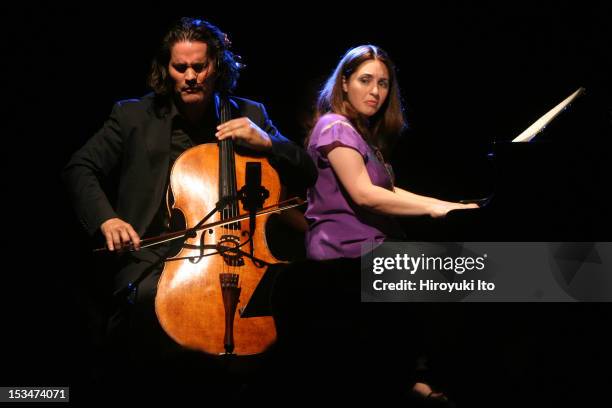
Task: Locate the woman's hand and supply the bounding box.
[100,217,141,251]
[412,382,449,401]
[216,118,272,152]
[430,202,478,218]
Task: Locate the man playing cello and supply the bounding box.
[62,17,316,402]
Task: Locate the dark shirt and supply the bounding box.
[169,100,218,161]
[147,100,220,236]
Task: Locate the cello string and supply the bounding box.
[225,99,234,276]
[221,99,228,276]
[229,128,237,276]
[225,97,236,277]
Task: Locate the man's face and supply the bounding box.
[169,41,215,105]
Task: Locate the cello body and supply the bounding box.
[155,142,281,355]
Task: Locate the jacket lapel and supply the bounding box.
[144,100,173,169]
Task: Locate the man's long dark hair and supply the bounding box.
[148,17,242,103]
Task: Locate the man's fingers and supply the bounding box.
[216,118,268,151]
[112,230,123,251]
[105,233,115,251]
[119,229,132,249]
[128,227,141,250]
[100,218,140,252]
[216,124,242,139]
[216,132,236,140]
[217,118,252,138]
[107,227,137,251]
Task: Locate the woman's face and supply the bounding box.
[342,59,390,117]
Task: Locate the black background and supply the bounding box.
[4,2,611,406]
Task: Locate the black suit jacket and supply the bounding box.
[63,93,316,237]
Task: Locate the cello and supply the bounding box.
[154,95,282,355]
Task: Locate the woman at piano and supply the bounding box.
[271,45,473,404]
[304,44,477,262]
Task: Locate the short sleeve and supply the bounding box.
[310,120,369,159]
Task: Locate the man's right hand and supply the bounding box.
[100,217,141,251]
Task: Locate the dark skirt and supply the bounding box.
[268,257,423,403]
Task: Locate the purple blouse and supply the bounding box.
[305,113,401,260]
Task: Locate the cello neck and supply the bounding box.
[218,95,239,225]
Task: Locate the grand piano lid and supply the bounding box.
[512,87,586,142]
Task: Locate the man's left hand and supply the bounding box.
[216,118,272,151]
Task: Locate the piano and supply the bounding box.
[396,87,612,242]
